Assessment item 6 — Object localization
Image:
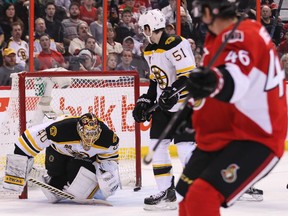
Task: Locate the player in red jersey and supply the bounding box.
[176,0,287,215]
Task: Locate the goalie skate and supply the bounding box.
[28,178,112,206]
[238,187,263,202]
[144,184,177,211]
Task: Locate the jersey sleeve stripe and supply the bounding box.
[176,65,195,74]
[25,130,42,152]
[18,137,38,157]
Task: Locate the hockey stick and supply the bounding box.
[143,8,250,165]
[28,178,113,206]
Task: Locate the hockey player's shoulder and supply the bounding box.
[96,121,119,148]
[46,117,80,141]
[159,35,183,50]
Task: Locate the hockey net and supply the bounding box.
[0,70,141,198]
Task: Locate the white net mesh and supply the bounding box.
[0,71,140,197]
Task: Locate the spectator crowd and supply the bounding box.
[0,0,288,86]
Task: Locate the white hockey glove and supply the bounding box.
[3,154,34,192]
[94,160,120,199]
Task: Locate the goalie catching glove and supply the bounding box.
[132,94,154,123]
[94,160,120,199]
[186,67,224,99]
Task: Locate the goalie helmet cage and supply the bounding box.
[0,70,141,199]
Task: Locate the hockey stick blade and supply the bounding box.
[28,178,112,206]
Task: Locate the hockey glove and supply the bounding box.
[158,86,179,111]
[132,94,154,123]
[186,67,223,99]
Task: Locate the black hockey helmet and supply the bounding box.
[77,113,102,149]
[192,0,240,18]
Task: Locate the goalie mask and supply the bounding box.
[77,113,102,150]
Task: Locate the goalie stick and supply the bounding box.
[28,178,112,206]
[143,6,250,165]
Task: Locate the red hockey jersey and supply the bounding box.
[193,19,287,157]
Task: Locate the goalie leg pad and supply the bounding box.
[95,160,120,199]
[63,166,99,199]
[3,154,34,192]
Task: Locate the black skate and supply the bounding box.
[144,178,177,211]
[238,187,263,202]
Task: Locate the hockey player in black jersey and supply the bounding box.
[133,9,196,210]
[3,113,120,202]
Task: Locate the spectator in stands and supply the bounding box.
[96,52,118,71]
[14,0,30,37]
[116,49,137,71]
[6,21,29,69]
[37,34,67,70]
[54,0,71,17]
[122,36,142,57]
[69,22,102,56]
[90,7,104,45]
[281,53,288,80]
[118,0,143,20]
[161,0,192,26]
[107,24,123,54]
[44,1,65,54]
[180,6,192,38]
[84,36,102,68]
[34,18,58,57]
[277,31,288,58]
[165,23,176,35]
[194,52,202,68]
[77,48,98,71]
[115,9,136,43]
[108,2,120,28]
[187,38,197,54]
[261,4,283,46]
[62,2,87,48]
[0,48,24,86]
[0,3,24,44]
[133,23,145,43]
[79,0,97,26]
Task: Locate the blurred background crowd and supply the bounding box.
[0,0,288,86]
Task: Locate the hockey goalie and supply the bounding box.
[3,113,121,202]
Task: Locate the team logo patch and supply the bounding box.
[49,126,57,137]
[222,30,244,43]
[165,36,175,45]
[48,155,54,162]
[221,164,240,183]
[150,65,168,89]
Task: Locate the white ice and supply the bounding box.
[1,152,288,216]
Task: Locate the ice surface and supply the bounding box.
[1,152,288,216]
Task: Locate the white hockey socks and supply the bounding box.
[63,166,99,199]
[176,141,196,167]
[3,154,34,192]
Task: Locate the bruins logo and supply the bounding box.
[221,164,240,183]
[150,65,168,89]
[49,126,57,137]
[165,36,175,45]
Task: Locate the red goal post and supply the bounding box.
[0,70,141,198]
